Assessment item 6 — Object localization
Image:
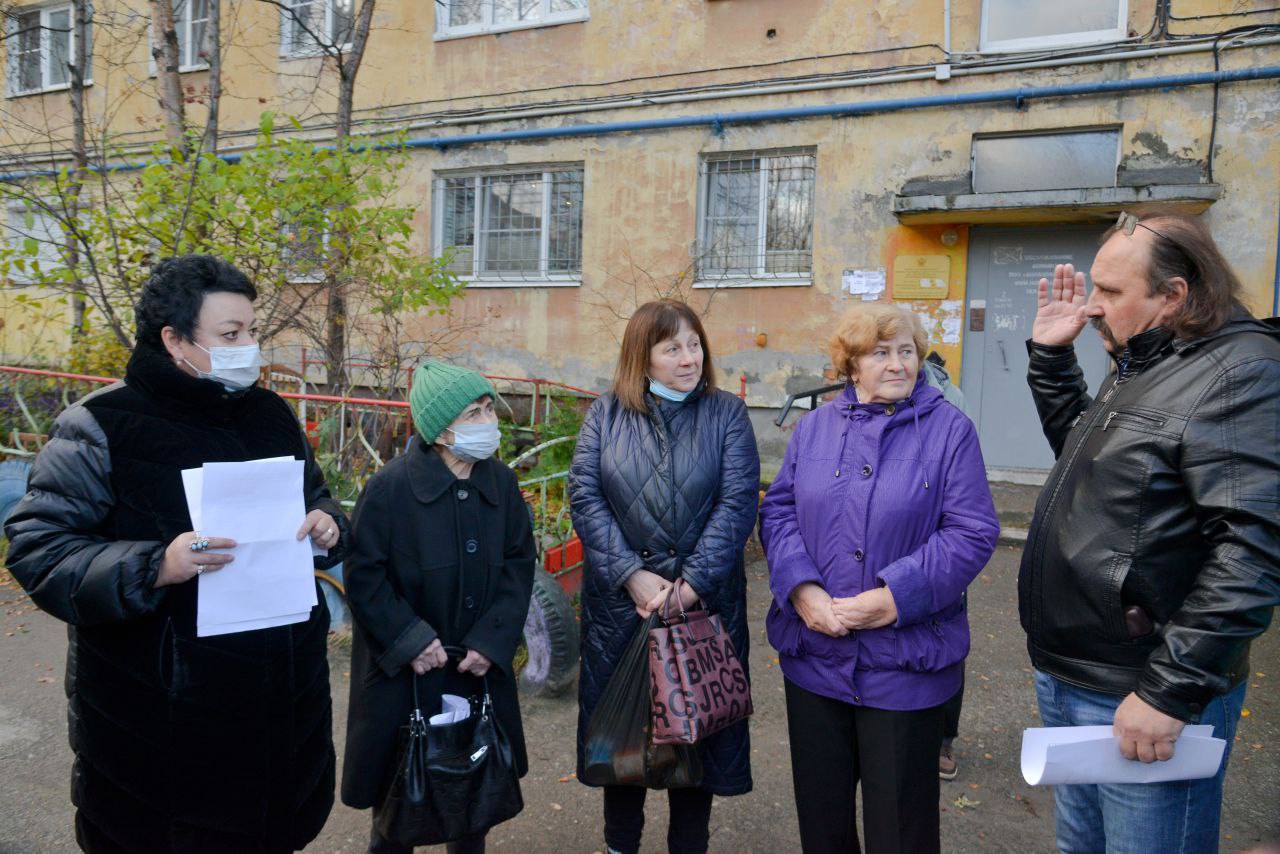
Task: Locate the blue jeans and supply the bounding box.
[1034,670,1245,854]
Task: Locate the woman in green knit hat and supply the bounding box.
[341,360,537,854]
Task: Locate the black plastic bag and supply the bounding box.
[580,613,703,788]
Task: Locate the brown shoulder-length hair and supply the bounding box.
[828,302,928,381]
[611,299,716,411]
[1102,206,1246,339]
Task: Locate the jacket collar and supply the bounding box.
[406,438,500,506]
[836,372,938,417]
[124,341,257,413]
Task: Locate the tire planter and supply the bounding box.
[0,459,33,527]
[519,567,579,696]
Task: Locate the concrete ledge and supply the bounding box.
[892,184,1221,224]
[999,526,1029,546]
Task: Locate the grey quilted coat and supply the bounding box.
[569,385,760,795]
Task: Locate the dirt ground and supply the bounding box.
[2,543,1277,853]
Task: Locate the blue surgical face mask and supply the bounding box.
[648,377,691,403]
[445,422,501,463]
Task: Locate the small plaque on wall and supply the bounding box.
[893,254,951,300]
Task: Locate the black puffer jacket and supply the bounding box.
[569,386,760,795]
[1020,314,1280,722]
[3,344,347,853]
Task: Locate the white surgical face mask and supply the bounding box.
[186,342,263,391]
[445,422,501,463]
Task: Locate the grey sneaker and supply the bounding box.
[939,743,958,780]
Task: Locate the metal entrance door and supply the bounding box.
[960,226,1111,472]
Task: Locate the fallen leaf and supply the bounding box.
[550,803,563,811]
[968,783,980,790]
[983,753,993,760]
[953,795,981,810]
[37,676,55,683]
[1251,743,1263,750]
[1241,709,1251,718]
[558,776,571,783]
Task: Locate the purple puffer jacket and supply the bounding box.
[759,375,999,710]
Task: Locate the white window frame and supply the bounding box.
[693,149,815,289]
[979,0,1128,54]
[434,0,589,42]
[146,0,211,75]
[280,0,355,58]
[281,219,330,284]
[4,200,67,286]
[432,165,584,288]
[5,2,92,97]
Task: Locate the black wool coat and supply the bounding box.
[568,387,761,795]
[341,442,537,809]
[3,343,348,854]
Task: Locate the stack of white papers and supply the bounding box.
[429,694,472,727]
[1021,724,1225,785]
[182,457,318,637]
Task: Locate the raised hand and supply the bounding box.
[1031,263,1090,347]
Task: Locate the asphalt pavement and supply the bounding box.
[2,544,1277,853]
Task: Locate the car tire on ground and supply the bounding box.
[520,567,579,696]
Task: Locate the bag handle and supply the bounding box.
[659,578,702,623]
[409,644,493,722]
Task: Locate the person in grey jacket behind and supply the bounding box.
[569,299,760,854]
[1022,208,1280,853]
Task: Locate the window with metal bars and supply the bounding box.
[5,3,91,97]
[696,150,815,284]
[435,0,588,39]
[980,0,1127,53]
[434,167,583,284]
[280,0,355,57]
[4,201,67,285]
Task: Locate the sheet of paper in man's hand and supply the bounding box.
[1021,724,1225,785]
[183,457,317,637]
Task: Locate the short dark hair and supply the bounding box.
[134,255,257,348]
[611,299,716,411]
[1101,208,1246,340]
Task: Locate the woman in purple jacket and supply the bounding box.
[759,302,999,854]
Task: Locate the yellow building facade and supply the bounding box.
[3,0,1279,470]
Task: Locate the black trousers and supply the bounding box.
[942,668,965,742]
[602,785,714,854]
[784,678,944,854]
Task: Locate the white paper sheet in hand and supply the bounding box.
[1021,725,1224,786]
[185,458,317,637]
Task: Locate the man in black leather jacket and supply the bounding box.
[1020,209,1279,854]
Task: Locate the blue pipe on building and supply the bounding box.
[1273,195,1280,317]
[3,64,1280,182]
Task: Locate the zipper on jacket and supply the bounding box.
[1102,409,1166,431]
[1028,375,1124,639]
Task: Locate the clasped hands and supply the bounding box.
[411,639,491,677]
[624,569,700,618]
[789,582,897,637]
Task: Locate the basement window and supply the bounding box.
[980,0,1127,53]
[435,0,589,40]
[972,129,1120,194]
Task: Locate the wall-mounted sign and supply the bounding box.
[893,254,951,300]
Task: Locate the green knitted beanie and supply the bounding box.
[409,360,496,444]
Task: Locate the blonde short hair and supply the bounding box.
[828,303,928,381]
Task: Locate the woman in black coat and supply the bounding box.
[4,256,347,853]
[342,361,536,854]
[569,299,761,854]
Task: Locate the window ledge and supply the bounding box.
[692,277,812,289]
[279,45,353,61]
[434,11,589,42]
[464,278,581,289]
[892,184,1222,224]
[7,80,93,98]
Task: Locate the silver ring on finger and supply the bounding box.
[195,565,205,575]
[190,533,210,552]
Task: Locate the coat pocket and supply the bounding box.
[892,613,970,673]
[1103,554,1133,644]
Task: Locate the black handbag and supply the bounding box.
[375,647,524,846]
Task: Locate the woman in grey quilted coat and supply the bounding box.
[569,299,760,854]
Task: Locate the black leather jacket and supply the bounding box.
[1019,313,1280,722]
